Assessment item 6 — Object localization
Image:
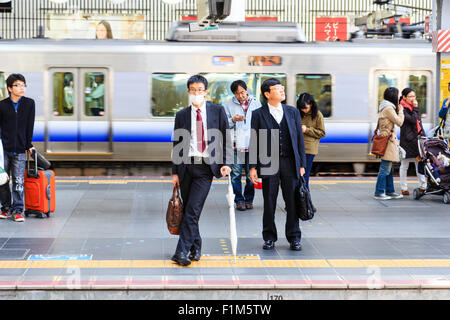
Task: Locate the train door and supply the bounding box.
[371,70,433,154]
[374,70,432,118]
[46,68,112,154]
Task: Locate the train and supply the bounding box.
[0,24,436,172]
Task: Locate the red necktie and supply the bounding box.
[196,109,206,153]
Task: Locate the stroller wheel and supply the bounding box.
[413,188,422,200]
[444,192,450,204]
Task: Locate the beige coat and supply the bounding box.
[377,100,404,162]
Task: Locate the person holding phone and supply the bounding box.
[223,80,261,211]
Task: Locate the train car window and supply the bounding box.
[200,73,287,105]
[377,74,398,108]
[84,72,105,117]
[296,74,332,118]
[151,73,287,117]
[52,72,74,117]
[151,73,190,117]
[408,74,428,117]
[0,72,7,101]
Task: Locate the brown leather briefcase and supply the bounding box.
[166,187,183,235]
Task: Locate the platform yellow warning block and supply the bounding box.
[64,260,99,268]
[201,255,260,260]
[195,260,231,268]
[96,260,132,268]
[328,260,366,268]
[392,260,427,268]
[263,260,297,268]
[360,260,398,268]
[295,260,330,268]
[30,261,66,268]
[131,260,165,268]
[0,261,31,269]
[422,259,450,267]
[230,260,264,268]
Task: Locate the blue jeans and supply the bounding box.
[375,160,395,195]
[231,150,254,204]
[0,152,26,213]
[304,154,315,191]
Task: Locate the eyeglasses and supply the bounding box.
[12,84,27,88]
[270,85,285,92]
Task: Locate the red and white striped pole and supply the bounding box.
[432,30,450,53]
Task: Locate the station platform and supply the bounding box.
[0,176,449,300]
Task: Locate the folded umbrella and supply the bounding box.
[226,175,238,263]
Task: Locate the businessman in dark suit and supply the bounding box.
[171,75,232,266]
[249,78,306,251]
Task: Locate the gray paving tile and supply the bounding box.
[231,268,269,276]
[0,177,448,284]
[0,268,27,276]
[23,268,65,276]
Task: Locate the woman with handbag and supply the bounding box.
[399,88,427,196]
[296,92,326,190]
[374,87,405,200]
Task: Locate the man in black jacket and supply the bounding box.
[0,74,35,222]
[249,78,307,251]
[171,75,232,266]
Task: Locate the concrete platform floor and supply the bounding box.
[0,176,449,299]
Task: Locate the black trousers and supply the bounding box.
[261,156,301,243]
[175,163,214,255]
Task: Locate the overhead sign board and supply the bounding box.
[315,17,348,42]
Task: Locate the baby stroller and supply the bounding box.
[413,136,450,204]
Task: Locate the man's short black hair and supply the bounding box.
[6,73,26,89]
[230,80,247,94]
[187,74,208,90]
[261,78,280,99]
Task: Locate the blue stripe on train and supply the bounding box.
[36,121,430,144]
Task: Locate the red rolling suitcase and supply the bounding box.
[24,151,55,218]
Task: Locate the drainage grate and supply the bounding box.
[0,249,29,260]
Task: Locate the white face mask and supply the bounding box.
[189,94,205,106]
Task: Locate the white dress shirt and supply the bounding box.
[189,102,209,157]
[268,102,284,124]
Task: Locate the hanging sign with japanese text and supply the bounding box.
[315,17,348,42]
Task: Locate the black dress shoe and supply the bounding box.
[189,249,201,261]
[263,240,275,250]
[290,240,302,251]
[171,252,191,266]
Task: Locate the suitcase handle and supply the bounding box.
[26,150,39,179]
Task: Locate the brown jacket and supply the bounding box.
[377,100,404,162]
[301,110,326,155]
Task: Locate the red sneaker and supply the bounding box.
[0,209,9,219]
[13,214,24,222]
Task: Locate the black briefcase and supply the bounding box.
[295,176,315,221]
[33,150,52,170]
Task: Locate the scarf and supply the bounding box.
[400,98,422,134]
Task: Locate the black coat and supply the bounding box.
[171,102,233,179]
[400,106,424,159]
[249,103,307,179]
[0,97,35,153]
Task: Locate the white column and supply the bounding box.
[224,0,246,22]
[433,0,450,123]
